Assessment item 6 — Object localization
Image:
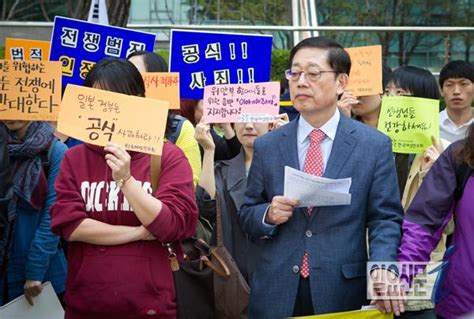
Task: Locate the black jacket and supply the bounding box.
[0,126,12,268]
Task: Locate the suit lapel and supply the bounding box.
[279,117,300,170]
[323,115,358,179]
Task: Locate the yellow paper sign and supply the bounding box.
[58,85,169,155]
[143,72,180,110]
[0,59,62,121]
[294,309,393,319]
[5,38,51,61]
[377,96,440,154]
[345,45,383,96]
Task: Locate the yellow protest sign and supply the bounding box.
[58,85,169,155]
[0,59,62,121]
[345,45,382,96]
[377,96,440,154]
[294,309,393,319]
[5,38,51,61]
[143,72,180,110]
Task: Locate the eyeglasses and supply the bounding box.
[285,69,337,82]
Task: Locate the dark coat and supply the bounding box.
[196,149,260,282]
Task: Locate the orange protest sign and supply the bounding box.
[5,38,51,61]
[345,45,382,96]
[58,85,169,155]
[0,59,62,121]
[143,72,180,109]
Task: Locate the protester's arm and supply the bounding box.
[195,122,216,198]
[25,141,66,283]
[398,144,459,284]
[123,144,198,242]
[175,120,202,187]
[50,152,148,245]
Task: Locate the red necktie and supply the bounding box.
[300,129,326,278]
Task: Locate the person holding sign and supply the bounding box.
[438,60,474,144]
[398,123,474,319]
[0,120,67,306]
[384,66,441,198]
[195,117,288,282]
[338,64,393,127]
[239,37,404,318]
[381,66,443,319]
[127,51,202,187]
[50,58,198,319]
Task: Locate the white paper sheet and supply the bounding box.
[0,282,64,319]
[284,166,352,207]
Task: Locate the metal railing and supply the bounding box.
[0,21,473,32]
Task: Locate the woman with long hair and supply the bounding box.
[51,58,198,319]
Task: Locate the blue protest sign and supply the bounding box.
[169,30,273,99]
[50,16,156,87]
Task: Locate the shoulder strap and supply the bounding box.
[150,154,162,193]
[454,161,473,201]
[41,139,57,179]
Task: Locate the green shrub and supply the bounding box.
[271,49,290,81]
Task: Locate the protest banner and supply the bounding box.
[143,72,180,109]
[345,45,383,96]
[5,38,51,61]
[0,59,61,121]
[58,84,169,155]
[169,29,273,99]
[202,82,280,123]
[49,16,155,87]
[293,308,392,319]
[377,96,440,154]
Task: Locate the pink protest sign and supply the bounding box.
[203,82,280,123]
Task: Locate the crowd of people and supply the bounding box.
[0,35,473,319]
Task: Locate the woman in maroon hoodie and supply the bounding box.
[51,58,198,319]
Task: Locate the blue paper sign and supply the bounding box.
[50,16,156,87]
[169,30,273,99]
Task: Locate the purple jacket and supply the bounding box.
[398,140,474,319]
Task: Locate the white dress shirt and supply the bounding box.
[261,109,341,228]
[439,109,473,143]
[297,109,340,172]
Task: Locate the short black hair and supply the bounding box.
[84,57,145,97]
[389,66,440,100]
[127,50,168,72]
[439,60,474,88]
[382,64,393,89]
[289,37,351,76]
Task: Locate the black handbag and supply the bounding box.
[150,154,249,319]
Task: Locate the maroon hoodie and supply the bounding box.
[51,142,198,319]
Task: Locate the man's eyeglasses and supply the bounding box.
[285,69,337,82]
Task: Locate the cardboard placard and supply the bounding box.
[49,16,156,87]
[5,38,51,61]
[58,85,169,155]
[143,72,180,110]
[203,82,280,123]
[169,29,273,99]
[377,96,440,154]
[345,45,383,96]
[0,59,61,121]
